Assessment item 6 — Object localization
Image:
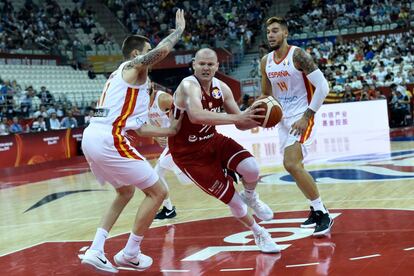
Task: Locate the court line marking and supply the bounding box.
[286,262,319,268]
[220,268,254,272]
[79,246,89,252]
[403,247,414,251]
[161,269,191,272]
[349,254,381,260]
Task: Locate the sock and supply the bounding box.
[90,228,108,253]
[123,232,144,257]
[243,188,256,200]
[163,198,173,210]
[249,221,262,235]
[310,197,328,214]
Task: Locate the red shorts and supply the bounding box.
[172,134,252,204]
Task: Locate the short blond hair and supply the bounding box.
[266,16,288,29]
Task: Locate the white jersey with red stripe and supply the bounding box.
[265,45,314,118]
[90,61,150,131]
[148,90,170,128]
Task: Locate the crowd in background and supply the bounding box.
[104,0,271,50]
[285,0,412,36]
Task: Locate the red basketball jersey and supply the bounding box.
[169,75,224,158]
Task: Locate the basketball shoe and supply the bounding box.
[301,207,317,228]
[240,191,273,221]
[113,250,153,270]
[254,228,281,253]
[155,206,177,219]
[81,249,118,273]
[313,211,334,236]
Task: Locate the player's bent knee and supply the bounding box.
[143,181,167,201]
[228,192,248,218]
[116,185,135,200]
[236,157,260,183]
[283,159,302,173]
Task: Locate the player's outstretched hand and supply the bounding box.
[236,105,265,130]
[175,9,185,32]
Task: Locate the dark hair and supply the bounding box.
[266,16,288,29]
[121,35,150,59]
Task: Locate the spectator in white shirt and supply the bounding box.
[48,112,61,130]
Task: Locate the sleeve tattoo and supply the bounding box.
[124,28,183,69]
[293,48,318,75]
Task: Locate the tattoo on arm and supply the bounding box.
[303,108,315,120]
[124,27,184,69]
[293,48,318,75]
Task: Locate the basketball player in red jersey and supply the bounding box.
[81,9,185,273]
[261,17,332,236]
[169,48,281,253]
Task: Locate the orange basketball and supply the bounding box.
[252,96,283,128]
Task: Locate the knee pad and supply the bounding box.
[236,157,260,183]
[228,192,248,218]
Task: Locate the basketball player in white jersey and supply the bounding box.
[147,81,192,220]
[80,9,185,273]
[169,48,281,254]
[261,17,333,236]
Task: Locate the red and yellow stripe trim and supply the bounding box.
[112,87,142,160]
[299,115,314,143]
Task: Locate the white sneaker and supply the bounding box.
[254,228,281,253]
[240,191,274,221]
[113,250,153,270]
[81,249,118,273]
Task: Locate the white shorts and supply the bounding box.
[157,147,192,185]
[82,124,159,190]
[278,112,317,157]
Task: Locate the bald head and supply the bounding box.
[194,48,218,62]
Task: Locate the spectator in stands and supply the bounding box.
[390,86,410,127]
[48,112,61,130]
[9,116,23,134]
[376,65,388,84]
[31,115,48,132]
[87,65,96,79]
[407,69,414,83]
[0,117,10,136]
[342,85,356,102]
[84,109,93,126]
[239,94,250,111]
[374,90,387,100]
[60,110,78,128]
[10,80,22,96]
[33,105,49,119]
[37,86,54,105]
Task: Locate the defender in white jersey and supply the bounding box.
[261,17,333,236]
[80,9,185,273]
[147,82,192,220]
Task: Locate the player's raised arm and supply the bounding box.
[292,47,329,120]
[260,54,273,97]
[124,9,185,70]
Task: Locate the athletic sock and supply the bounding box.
[249,221,262,235]
[243,188,256,200]
[163,198,173,210]
[123,232,143,257]
[310,197,328,214]
[90,228,108,253]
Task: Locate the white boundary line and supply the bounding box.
[403,247,414,251]
[161,269,190,273]
[286,262,319,268]
[349,254,381,261]
[220,268,254,272]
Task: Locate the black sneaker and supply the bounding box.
[301,207,317,228]
[155,206,177,220]
[313,211,334,236]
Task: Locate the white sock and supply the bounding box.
[90,228,108,253]
[310,197,328,214]
[243,188,256,199]
[123,232,143,257]
[163,198,173,210]
[249,221,262,235]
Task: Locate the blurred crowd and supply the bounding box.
[104,0,271,50]
[285,0,412,36]
[0,77,95,135]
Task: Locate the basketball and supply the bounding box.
[252,96,283,128]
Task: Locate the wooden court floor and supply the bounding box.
[1,130,414,275]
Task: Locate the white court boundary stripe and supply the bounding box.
[220,268,254,272]
[2,207,414,257]
[286,262,319,268]
[403,247,414,251]
[161,269,190,272]
[349,254,381,260]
